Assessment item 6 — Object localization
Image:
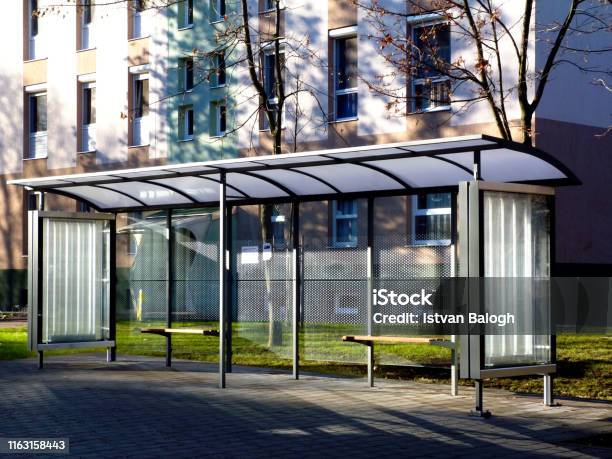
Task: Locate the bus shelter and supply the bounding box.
[9,135,579,417]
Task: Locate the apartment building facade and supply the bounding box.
[0,0,610,304]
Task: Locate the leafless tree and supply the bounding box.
[355,0,611,145]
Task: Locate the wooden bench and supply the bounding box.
[342,335,458,396]
[141,328,219,367]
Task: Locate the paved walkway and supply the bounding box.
[0,355,610,458]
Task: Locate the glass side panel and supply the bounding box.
[483,191,551,367]
[42,218,110,343]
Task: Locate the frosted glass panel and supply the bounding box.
[483,191,551,367]
[42,218,110,343]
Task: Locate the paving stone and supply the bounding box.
[0,354,609,457]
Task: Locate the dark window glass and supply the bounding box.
[336,93,357,119]
[335,36,357,90]
[29,95,46,133]
[186,108,194,136]
[414,214,451,242]
[417,193,451,210]
[413,23,450,79]
[134,78,149,117]
[185,58,194,91]
[134,0,146,13]
[219,0,226,16]
[83,87,96,125]
[217,53,226,86]
[218,104,226,133]
[31,0,38,36]
[83,0,93,24]
[186,0,193,24]
[27,192,39,211]
[264,53,276,99]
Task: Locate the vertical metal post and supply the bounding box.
[450,336,458,396]
[471,379,491,418]
[226,205,233,373]
[218,173,227,388]
[366,197,374,387]
[107,217,117,362]
[292,201,300,380]
[165,210,173,368]
[543,374,554,406]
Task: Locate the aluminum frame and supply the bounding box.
[28,211,116,369]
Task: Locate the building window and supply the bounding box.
[411,193,452,246]
[132,73,149,146]
[214,52,226,87]
[80,0,95,49]
[81,82,96,152]
[411,22,451,112]
[28,0,45,59]
[333,35,358,121]
[262,0,284,11]
[27,191,42,211]
[182,57,194,91]
[180,0,194,28]
[212,102,227,137]
[77,200,91,213]
[179,105,194,141]
[211,0,226,22]
[27,92,47,159]
[131,0,148,38]
[332,199,358,248]
[262,50,284,130]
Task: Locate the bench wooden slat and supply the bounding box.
[342,335,454,348]
[141,328,219,337]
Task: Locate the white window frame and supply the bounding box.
[212,102,226,137]
[332,32,358,122]
[179,105,194,141]
[131,0,149,39]
[27,91,47,159]
[211,52,226,88]
[331,199,358,248]
[411,194,452,246]
[131,71,150,146]
[80,0,95,50]
[410,18,451,113]
[28,0,45,60]
[180,0,194,29]
[81,81,97,152]
[210,0,226,23]
[182,57,194,92]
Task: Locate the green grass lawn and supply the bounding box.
[1,322,610,401]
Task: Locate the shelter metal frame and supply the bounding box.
[11,135,577,407]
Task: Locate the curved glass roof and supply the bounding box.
[9,135,578,212]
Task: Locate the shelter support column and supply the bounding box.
[165,210,174,367]
[219,173,227,389]
[226,205,233,373]
[107,217,117,363]
[292,202,300,380]
[366,197,374,387]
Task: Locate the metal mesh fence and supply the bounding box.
[115,204,457,369]
[233,240,293,361]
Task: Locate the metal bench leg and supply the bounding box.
[107,346,116,363]
[367,342,374,387]
[470,379,491,418]
[450,347,458,396]
[544,374,554,406]
[38,350,43,369]
[166,335,172,367]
